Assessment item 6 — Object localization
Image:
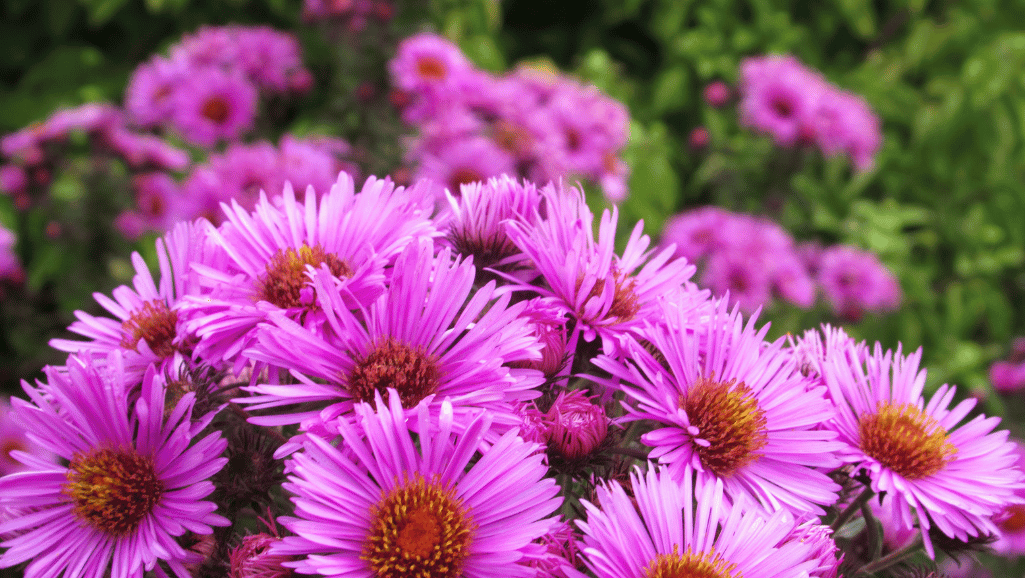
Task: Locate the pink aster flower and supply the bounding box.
[124,56,188,128]
[182,173,435,372]
[0,225,19,280]
[577,466,826,578]
[170,67,257,148]
[390,32,473,98]
[992,441,1025,555]
[816,245,901,319]
[238,238,544,428]
[822,342,1025,557]
[505,182,695,354]
[414,135,517,201]
[0,353,228,577]
[739,54,826,146]
[50,220,218,381]
[271,389,561,577]
[595,300,844,516]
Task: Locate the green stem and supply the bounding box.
[855,535,923,576]
[830,485,875,532]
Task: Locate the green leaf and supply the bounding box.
[81,0,131,26]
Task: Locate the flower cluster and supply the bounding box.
[739,54,883,171]
[116,136,358,238]
[0,172,1020,577]
[390,33,630,202]
[0,103,188,210]
[661,206,901,317]
[125,25,312,147]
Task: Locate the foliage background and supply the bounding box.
[2,0,1025,573]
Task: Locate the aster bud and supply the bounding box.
[229,533,294,578]
[689,127,709,150]
[546,390,608,460]
[703,80,731,108]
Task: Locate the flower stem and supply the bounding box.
[854,535,923,576]
[830,485,875,532]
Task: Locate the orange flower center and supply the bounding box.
[120,300,178,359]
[858,402,957,480]
[348,338,441,407]
[201,96,231,124]
[644,545,740,578]
[256,243,352,310]
[64,448,163,536]
[362,474,474,578]
[681,377,767,477]
[415,56,448,81]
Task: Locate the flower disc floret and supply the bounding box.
[363,473,474,578]
[858,402,956,480]
[348,338,441,407]
[65,448,163,537]
[257,243,352,309]
[120,299,179,358]
[683,377,767,477]
[644,545,739,578]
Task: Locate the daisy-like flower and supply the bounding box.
[50,220,218,381]
[823,342,1025,557]
[271,389,562,578]
[0,353,228,578]
[505,182,695,354]
[182,172,435,372]
[577,466,823,578]
[239,238,544,427]
[170,67,257,148]
[595,299,844,516]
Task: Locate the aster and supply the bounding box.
[50,220,218,381]
[505,182,695,355]
[271,389,561,578]
[816,245,901,319]
[238,238,544,428]
[595,299,844,516]
[823,341,1025,557]
[170,67,257,148]
[577,465,824,578]
[182,172,435,372]
[0,353,228,578]
[739,54,826,146]
[124,56,187,128]
[414,135,516,202]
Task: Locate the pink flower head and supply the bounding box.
[183,173,435,372]
[505,182,695,354]
[51,220,219,381]
[992,441,1025,555]
[0,353,228,577]
[823,342,1025,557]
[991,360,1025,394]
[546,390,609,460]
[739,54,826,146]
[390,32,473,97]
[170,67,257,148]
[595,299,844,516]
[577,466,827,578]
[0,225,19,280]
[271,390,561,577]
[415,136,517,202]
[238,238,544,429]
[0,398,54,477]
[816,245,901,319]
[125,56,188,128]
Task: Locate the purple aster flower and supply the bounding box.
[271,389,561,577]
[816,245,901,320]
[124,57,188,128]
[595,300,844,515]
[239,238,544,427]
[577,466,825,578]
[739,54,826,146]
[170,67,257,148]
[440,175,540,278]
[0,164,28,195]
[659,207,731,263]
[183,173,435,372]
[991,360,1025,393]
[505,182,695,354]
[822,342,1025,557]
[51,220,218,381]
[810,88,882,172]
[0,353,228,577]
[390,32,473,98]
[704,80,732,108]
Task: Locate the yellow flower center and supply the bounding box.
[64,448,163,536]
[644,545,740,578]
[682,377,767,477]
[858,402,957,480]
